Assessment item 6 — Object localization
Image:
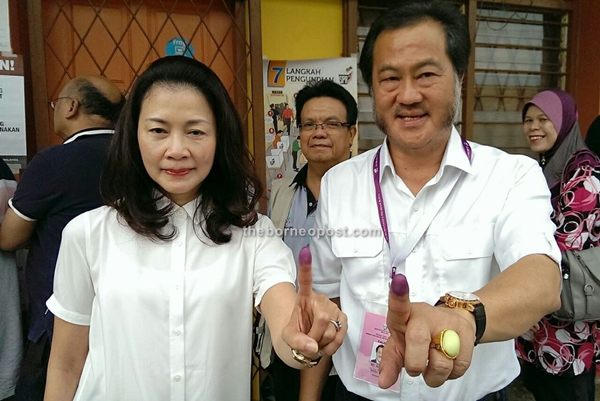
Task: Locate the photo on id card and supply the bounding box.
[353,311,400,392]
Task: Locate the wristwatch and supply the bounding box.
[436,291,486,346]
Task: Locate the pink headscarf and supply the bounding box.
[522,89,592,186]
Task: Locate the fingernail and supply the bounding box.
[391,274,409,297]
[299,245,312,265]
[306,340,318,353]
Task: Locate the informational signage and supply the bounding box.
[0,55,26,174]
[165,37,194,58]
[0,0,10,53]
[263,57,358,194]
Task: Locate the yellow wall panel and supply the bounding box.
[261,0,343,60]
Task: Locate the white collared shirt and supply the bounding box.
[311,128,560,401]
[47,199,295,401]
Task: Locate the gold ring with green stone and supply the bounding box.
[430,329,460,360]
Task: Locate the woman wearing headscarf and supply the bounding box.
[516,89,600,401]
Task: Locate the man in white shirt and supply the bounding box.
[305,2,562,401]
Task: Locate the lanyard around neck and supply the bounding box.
[373,138,472,278]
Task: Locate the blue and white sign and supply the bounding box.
[165,37,195,58]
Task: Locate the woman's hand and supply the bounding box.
[282,245,347,361]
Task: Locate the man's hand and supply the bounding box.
[379,274,476,388]
[282,245,347,359]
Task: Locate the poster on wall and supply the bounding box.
[263,57,357,196]
[0,0,10,53]
[0,55,27,174]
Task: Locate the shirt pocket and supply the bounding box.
[437,225,495,290]
[331,236,386,301]
[440,225,495,260]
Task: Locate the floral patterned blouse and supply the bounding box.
[516,149,600,376]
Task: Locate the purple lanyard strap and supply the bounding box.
[373,138,472,278]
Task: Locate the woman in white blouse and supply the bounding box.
[43,56,346,401]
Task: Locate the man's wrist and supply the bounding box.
[435,297,482,345]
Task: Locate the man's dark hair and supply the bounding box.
[75,79,125,126]
[358,0,470,89]
[295,80,358,126]
[101,55,262,244]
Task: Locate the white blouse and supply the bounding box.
[47,199,295,400]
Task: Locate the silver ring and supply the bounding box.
[329,319,343,331]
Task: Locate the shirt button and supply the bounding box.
[177,241,183,247]
[174,375,181,382]
[176,210,183,217]
[411,248,417,253]
[410,291,416,297]
[175,284,180,290]
[353,248,358,253]
[413,205,419,211]
[173,329,181,336]
[407,378,414,385]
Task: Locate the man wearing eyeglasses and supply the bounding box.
[0,76,124,401]
[258,79,356,401]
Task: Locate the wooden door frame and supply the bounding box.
[23,0,267,206]
[9,0,40,163]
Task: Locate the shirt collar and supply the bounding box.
[181,199,201,220]
[290,164,309,187]
[442,126,474,175]
[154,191,201,221]
[63,128,115,145]
[379,138,395,183]
[290,164,318,215]
[378,126,473,183]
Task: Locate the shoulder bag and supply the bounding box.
[552,247,600,321]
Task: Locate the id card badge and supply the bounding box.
[353,303,400,392]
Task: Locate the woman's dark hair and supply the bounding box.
[101,56,262,244]
[358,0,470,89]
[295,79,358,127]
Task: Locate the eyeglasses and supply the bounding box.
[298,121,351,132]
[49,97,72,110]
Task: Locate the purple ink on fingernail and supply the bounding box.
[299,245,312,265]
[391,274,409,297]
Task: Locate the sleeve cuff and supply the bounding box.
[8,198,36,222]
[46,295,91,326]
[254,275,295,310]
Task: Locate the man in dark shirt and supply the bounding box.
[270,103,280,133]
[0,75,124,401]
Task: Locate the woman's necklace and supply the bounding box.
[541,153,546,166]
